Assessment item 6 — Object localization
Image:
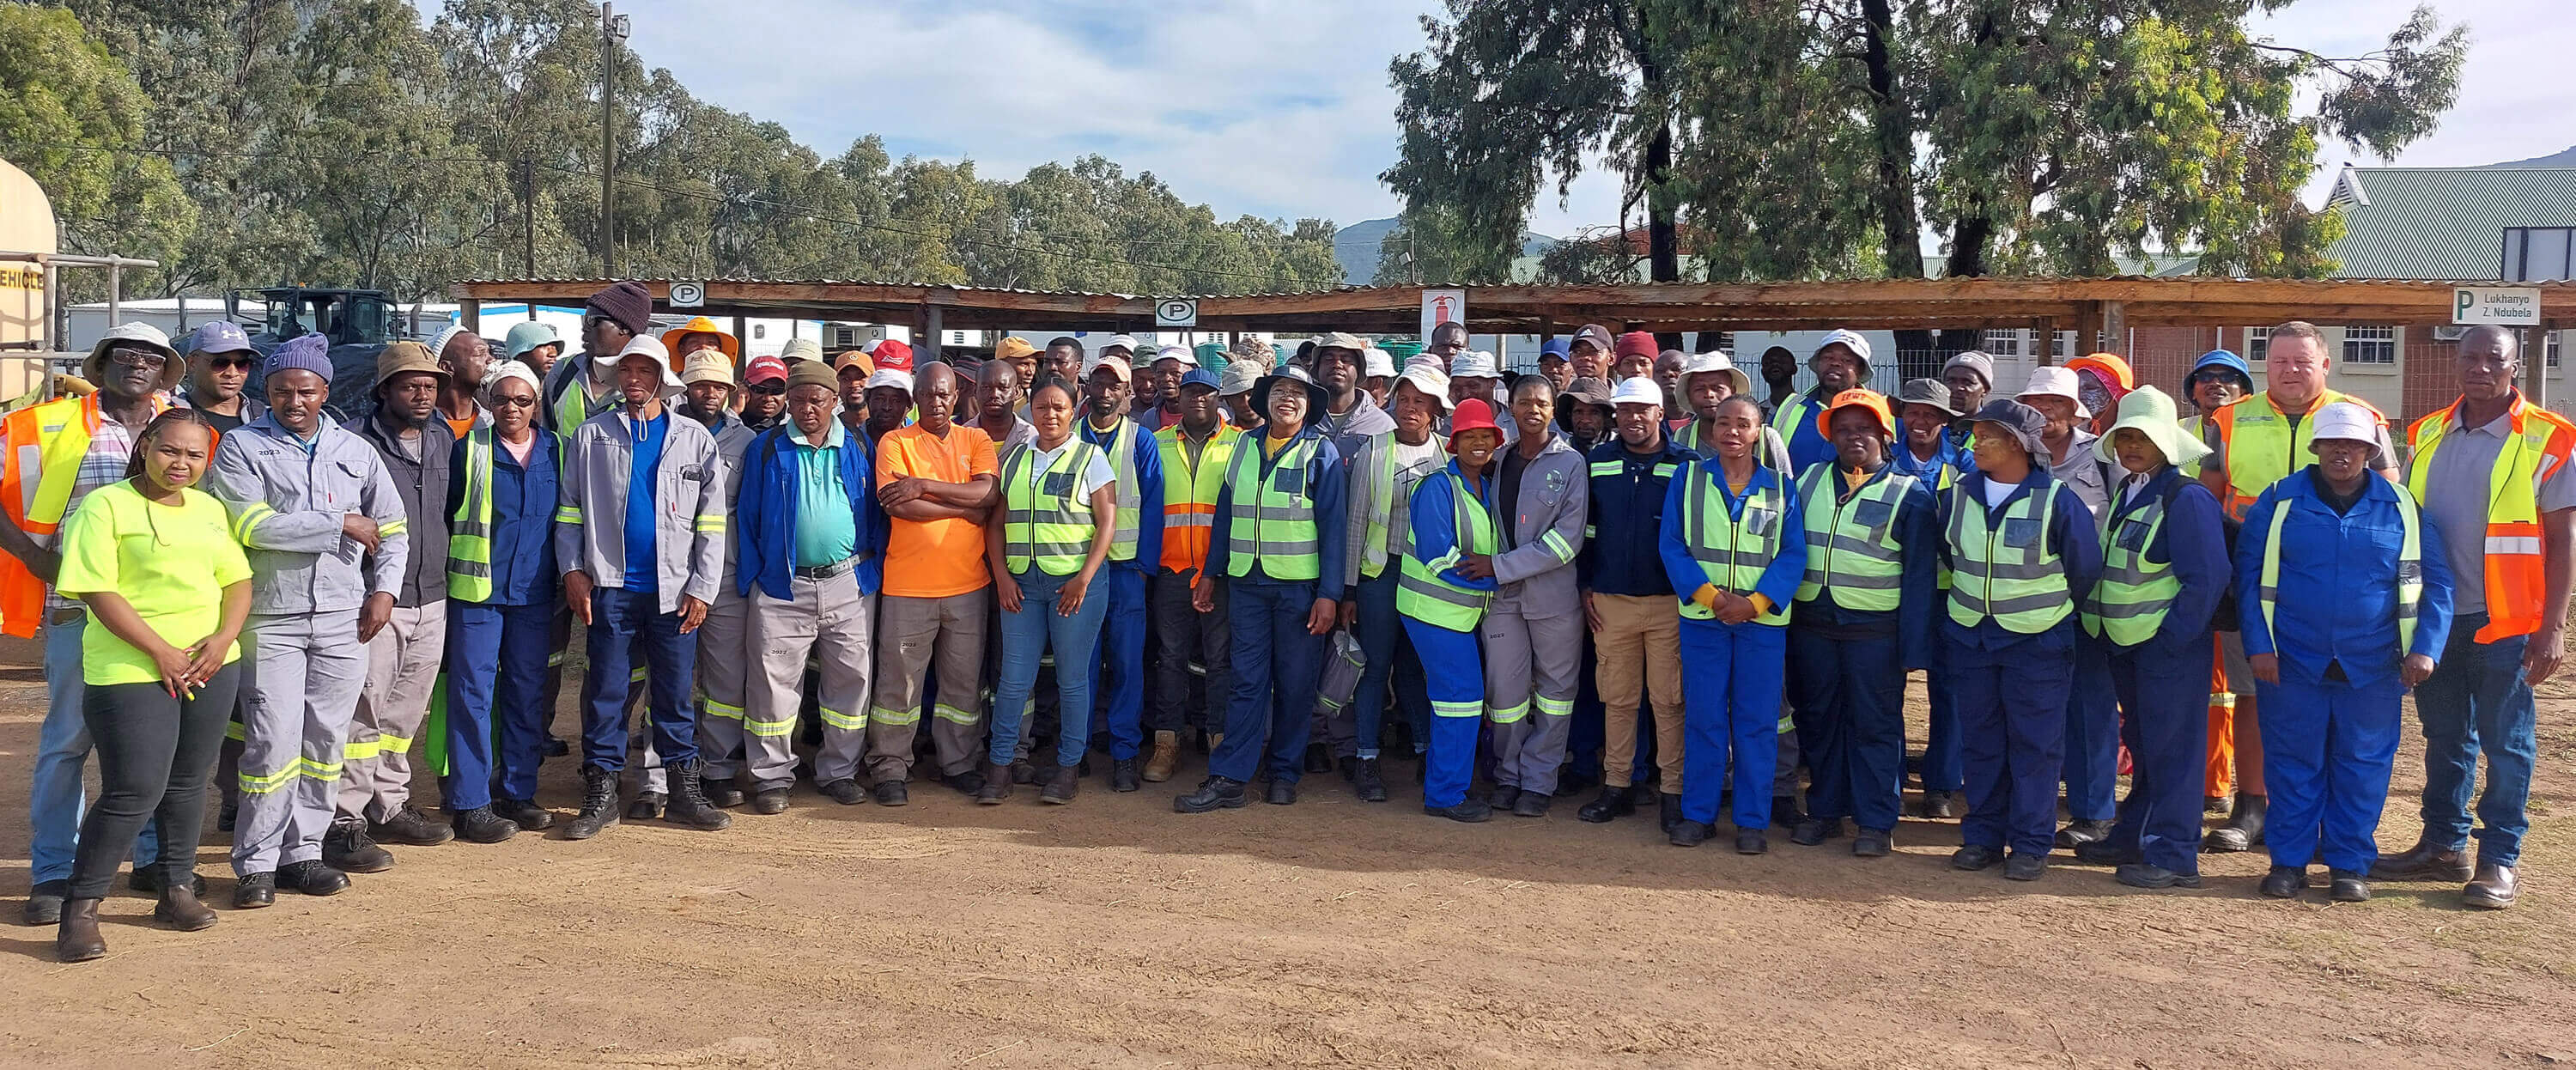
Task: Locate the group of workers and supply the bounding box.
[7,279,2561,966]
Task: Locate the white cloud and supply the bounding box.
[614,0,2560,247]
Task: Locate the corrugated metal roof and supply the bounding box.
[2327,167,2576,279]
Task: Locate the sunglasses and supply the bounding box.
[490,394,538,409]
[748,380,787,396]
[108,347,168,370]
[202,355,258,370]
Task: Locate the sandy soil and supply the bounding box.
[0,668,2569,1069]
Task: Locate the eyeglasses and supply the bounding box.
[490,395,538,409]
[108,347,168,371]
[748,381,787,396]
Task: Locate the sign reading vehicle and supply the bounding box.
[2454,286,2541,326]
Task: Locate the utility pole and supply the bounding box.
[599,3,629,278]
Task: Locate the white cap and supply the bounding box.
[1609,376,1664,407]
[1813,328,1874,365]
[1103,334,1140,355]
[866,368,914,393]
[601,335,678,389]
[1154,344,1196,368]
[1450,350,1500,379]
[1364,346,1395,379]
[2017,366,2091,419]
[1680,350,1752,396]
[1391,362,1454,412]
[1082,353,1133,382]
[2308,401,2384,452]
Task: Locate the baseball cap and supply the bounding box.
[744,355,788,386]
[1102,334,1141,356]
[1176,368,1221,392]
[1083,353,1133,382]
[866,368,914,393]
[185,320,257,356]
[1154,344,1197,368]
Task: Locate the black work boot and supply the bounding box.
[277,860,350,896]
[452,806,519,844]
[232,872,276,909]
[975,762,1014,805]
[624,790,665,821]
[564,765,623,841]
[55,898,106,963]
[1041,766,1080,805]
[702,777,747,808]
[1352,757,1388,802]
[1658,792,1682,835]
[2054,818,2115,850]
[1577,785,1634,824]
[1175,775,1249,813]
[1111,758,1141,793]
[495,797,554,831]
[663,759,735,831]
[369,802,454,847]
[22,879,67,926]
[2202,793,2266,853]
[322,817,394,873]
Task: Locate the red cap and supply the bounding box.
[1613,331,1658,359]
[744,355,787,385]
[870,338,914,372]
[1448,398,1503,452]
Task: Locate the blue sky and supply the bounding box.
[619,0,2559,242]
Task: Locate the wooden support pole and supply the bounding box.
[2100,300,2126,356]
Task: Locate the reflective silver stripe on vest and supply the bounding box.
[1397,568,1485,609]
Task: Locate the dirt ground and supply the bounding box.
[0,665,2570,1070]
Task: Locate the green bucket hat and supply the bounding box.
[2093,386,2210,468]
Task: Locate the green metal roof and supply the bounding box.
[2326,167,2576,279]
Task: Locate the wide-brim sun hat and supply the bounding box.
[2017,366,2093,420]
[1680,350,1752,397]
[86,321,184,392]
[1810,329,1874,383]
[2094,386,2210,468]
[2306,401,2387,463]
[1252,364,1333,416]
[1392,362,1455,412]
[1448,398,1503,453]
[660,316,741,364]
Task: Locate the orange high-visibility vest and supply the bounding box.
[2407,395,2576,643]
[0,393,170,636]
[1155,422,1242,574]
[2208,389,2381,523]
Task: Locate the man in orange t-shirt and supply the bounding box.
[862,362,1000,804]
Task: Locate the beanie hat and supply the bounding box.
[584,281,654,335]
[264,333,335,385]
[786,361,839,395]
[1613,331,1659,360]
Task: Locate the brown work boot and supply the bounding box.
[2464,860,2518,909]
[1143,731,1181,782]
[2372,836,2473,881]
[55,898,106,963]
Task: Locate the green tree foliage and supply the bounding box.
[1387,0,2466,286]
[16,0,1337,302]
[0,5,194,295]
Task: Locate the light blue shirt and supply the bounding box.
[791,421,858,568]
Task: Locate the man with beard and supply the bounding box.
[1941,351,1997,451]
[1044,337,1085,386]
[427,325,492,440]
[1558,377,1613,453]
[503,320,566,385]
[864,368,915,447]
[994,337,1042,414]
[1538,338,1576,394]
[1573,377,1698,829]
[651,350,762,813]
[1568,325,1614,382]
[835,351,876,437]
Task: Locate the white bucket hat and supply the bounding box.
[2307,401,2386,463]
[1364,347,1395,380]
[1680,350,1752,396]
[1449,350,1501,380]
[1391,362,1454,411]
[601,335,679,391]
[2017,366,2092,420]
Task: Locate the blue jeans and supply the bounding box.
[1210,581,1325,783]
[1082,568,1149,760]
[2413,612,2537,866]
[29,617,157,885]
[444,600,556,809]
[992,568,1110,769]
[1351,569,1426,759]
[581,587,698,772]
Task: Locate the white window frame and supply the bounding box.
[1982,328,2025,359]
[2246,325,2269,362]
[2342,325,2396,365]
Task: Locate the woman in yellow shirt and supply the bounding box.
[49,409,252,963]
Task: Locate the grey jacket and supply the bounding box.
[208,413,410,616]
[555,405,728,613]
[355,410,455,607]
[1489,431,1589,615]
[702,410,758,605]
[1341,430,1449,589]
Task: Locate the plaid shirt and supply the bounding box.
[46,419,137,612]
